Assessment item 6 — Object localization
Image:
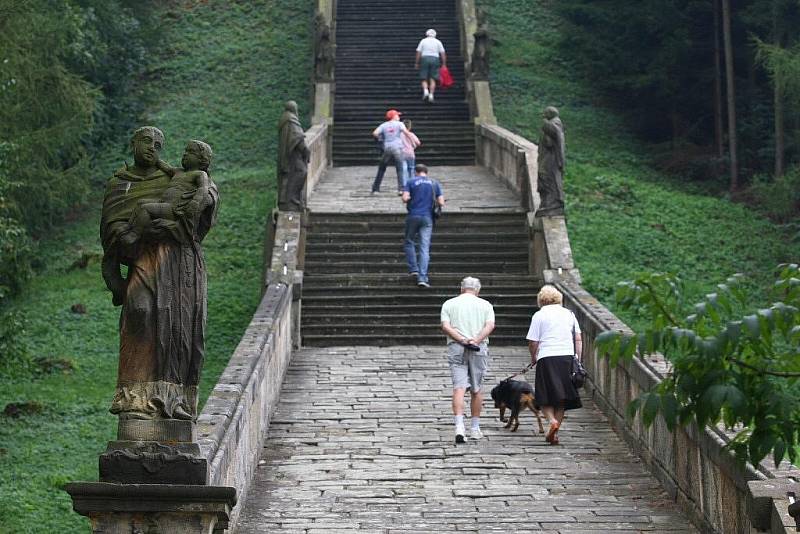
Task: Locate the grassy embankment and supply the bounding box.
[0,1,311,531]
[483,0,799,321]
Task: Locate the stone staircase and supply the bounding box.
[332,0,475,166]
[301,212,540,346]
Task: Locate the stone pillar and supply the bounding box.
[66,482,236,534]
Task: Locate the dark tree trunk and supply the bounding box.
[713,0,725,160]
[722,0,738,191]
[773,2,786,178]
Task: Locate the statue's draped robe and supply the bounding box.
[537,117,566,213]
[101,167,219,419]
[277,111,308,210]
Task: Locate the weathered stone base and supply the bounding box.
[65,482,236,534]
[100,441,207,485]
[118,417,195,442]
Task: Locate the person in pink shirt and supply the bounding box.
[401,119,421,188]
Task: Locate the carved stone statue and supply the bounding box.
[471,9,490,80]
[100,127,219,423]
[314,13,335,82]
[277,100,311,211]
[536,106,566,216]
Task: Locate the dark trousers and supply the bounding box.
[372,148,406,192]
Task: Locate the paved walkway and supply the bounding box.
[308,166,522,213]
[237,346,695,533]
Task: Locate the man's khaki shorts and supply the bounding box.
[447,342,489,392]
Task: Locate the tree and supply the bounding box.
[753,1,800,179]
[598,264,800,468]
[721,0,739,190]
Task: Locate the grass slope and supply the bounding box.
[482,0,799,320]
[0,0,311,531]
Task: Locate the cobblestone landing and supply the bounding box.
[237,346,696,533]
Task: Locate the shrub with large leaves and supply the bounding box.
[598,264,800,467]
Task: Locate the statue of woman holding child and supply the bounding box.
[100,126,219,423]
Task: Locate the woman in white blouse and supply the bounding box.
[526,285,583,445]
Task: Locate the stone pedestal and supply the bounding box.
[65,482,236,534]
[98,417,208,485]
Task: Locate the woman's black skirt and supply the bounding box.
[534,355,582,411]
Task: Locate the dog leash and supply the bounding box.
[501,361,535,382]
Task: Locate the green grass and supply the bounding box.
[482,0,800,321]
[0,0,311,531]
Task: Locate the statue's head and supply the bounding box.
[130,126,165,168]
[285,100,298,114]
[543,106,559,120]
[182,140,213,171]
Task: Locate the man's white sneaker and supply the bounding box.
[455,423,466,444]
[428,94,434,103]
[468,428,484,440]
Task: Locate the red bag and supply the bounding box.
[438,65,454,89]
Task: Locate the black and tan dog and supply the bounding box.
[490,379,545,433]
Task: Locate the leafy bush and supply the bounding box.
[598,265,800,467]
[749,166,800,222]
[0,143,33,305]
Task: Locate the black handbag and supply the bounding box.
[571,356,587,389]
[431,180,442,221]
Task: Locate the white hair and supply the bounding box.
[461,276,481,291]
[426,29,436,38]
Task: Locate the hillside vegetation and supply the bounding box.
[0,1,311,531]
[481,0,799,319]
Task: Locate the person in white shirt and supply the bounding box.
[441,276,495,443]
[415,28,447,103]
[526,285,583,445]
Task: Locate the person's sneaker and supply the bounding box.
[428,94,434,103]
[455,423,466,444]
[468,427,484,440]
[408,271,419,278]
[417,280,430,288]
[422,92,429,101]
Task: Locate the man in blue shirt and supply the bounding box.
[401,164,444,288]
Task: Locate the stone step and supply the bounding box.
[301,301,535,313]
[302,272,538,284]
[301,313,533,325]
[304,243,527,254]
[303,261,528,274]
[301,333,524,346]
[301,292,536,305]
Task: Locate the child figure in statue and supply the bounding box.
[121,140,213,246]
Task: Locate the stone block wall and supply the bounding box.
[304,122,329,204]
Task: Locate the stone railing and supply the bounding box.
[557,279,800,533]
[304,122,329,204]
[197,212,303,528]
[475,123,538,210]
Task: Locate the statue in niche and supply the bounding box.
[277,100,310,211]
[471,8,490,80]
[314,12,335,82]
[536,106,566,216]
[100,127,219,422]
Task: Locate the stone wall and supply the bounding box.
[197,210,303,529]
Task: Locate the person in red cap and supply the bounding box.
[371,109,411,194]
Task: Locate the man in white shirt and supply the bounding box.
[415,29,447,103]
[440,276,495,443]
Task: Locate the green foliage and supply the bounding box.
[598,265,800,467]
[0,0,308,530]
[0,142,33,304]
[483,0,800,324]
[748,166,800,222]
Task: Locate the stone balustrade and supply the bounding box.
[476,123,538,211]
